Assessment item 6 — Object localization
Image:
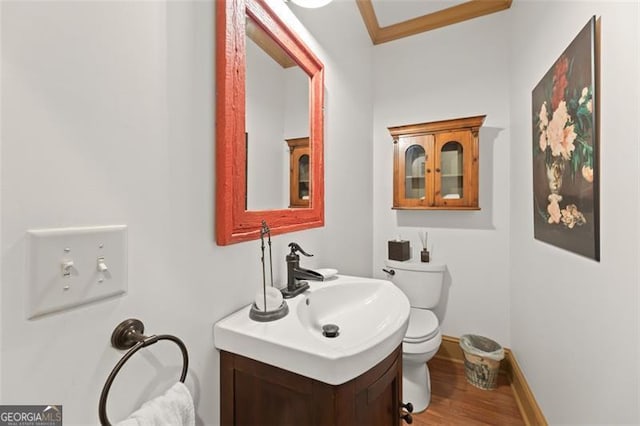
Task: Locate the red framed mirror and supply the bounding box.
[216,0,325,245]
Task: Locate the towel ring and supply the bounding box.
[98,319,189,426]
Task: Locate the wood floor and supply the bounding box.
[412,357,525,426]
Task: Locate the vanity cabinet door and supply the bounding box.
[220,346,403,426]
[220,351,316,425]
[354,356,402,426]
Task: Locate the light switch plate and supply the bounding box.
[27,225,128,319]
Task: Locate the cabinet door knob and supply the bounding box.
[400,412,413,424]
[435,168,441,173]
[401,402,414,413]
[426,168,431,173]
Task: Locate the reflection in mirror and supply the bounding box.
[298,154,309,199]
[245,16,310,211]
[286,137,310,207]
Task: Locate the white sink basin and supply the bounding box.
[214,275,410,385]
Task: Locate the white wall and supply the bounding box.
[371,12,512,346]
[245,38,287,210]
[508,1,640,423]
[245,39,310,211]
[0,1,373,425]
[245,38,310,210]
[290,1,374,273]
[283,68,309,139]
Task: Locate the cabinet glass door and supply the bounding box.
[404,144,426,200]
[439,141,463,199]
[434,130,471,207]
[287,137,310,208]
[298,154,309,201]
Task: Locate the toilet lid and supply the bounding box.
[405,308,439,343]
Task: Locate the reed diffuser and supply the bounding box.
[419,231,430,263]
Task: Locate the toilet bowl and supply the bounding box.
[402,307,442,412]
[384,259,446,413]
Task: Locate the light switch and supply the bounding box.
[27,225,127,319]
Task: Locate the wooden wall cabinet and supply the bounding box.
[220,345,409,425]
[389,115,485,210]
[286,137,310,208]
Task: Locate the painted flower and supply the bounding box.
[539,132,548,151]
[551,56,569,110]
[538,101,549,151]
[581,165,593,183]
[538,101,549,130]
[547,194,563,224]
[560,124,577,160]
[546,101,576,160]
[560,204,587,228]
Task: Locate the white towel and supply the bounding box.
[116,382,195,426]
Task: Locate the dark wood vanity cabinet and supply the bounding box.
[220,345,404,425]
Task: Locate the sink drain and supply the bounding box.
[322,324,339,338]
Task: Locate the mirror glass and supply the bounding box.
[245,16,310,211]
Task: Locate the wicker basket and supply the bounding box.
[459,334,504,390]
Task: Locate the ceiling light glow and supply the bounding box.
[290,0,333,8]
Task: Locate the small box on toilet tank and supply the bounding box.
[388,240,410,261]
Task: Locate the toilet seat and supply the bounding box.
[404,308,439,343]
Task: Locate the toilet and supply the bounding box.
[384,258,445,413]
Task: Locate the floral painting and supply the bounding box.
[532,17,599,261]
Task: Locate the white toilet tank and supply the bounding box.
[384,259,445,309]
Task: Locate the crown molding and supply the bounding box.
[356,0,512,45]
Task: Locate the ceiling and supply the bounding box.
[357,0,512,45]
[371,0,468,27]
